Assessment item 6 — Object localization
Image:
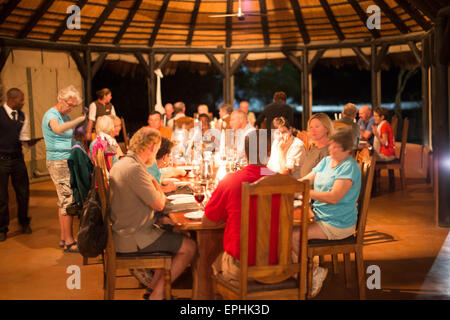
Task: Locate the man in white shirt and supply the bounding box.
[228,109,255,163]
[0,88,39,241]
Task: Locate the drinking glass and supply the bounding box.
[193,184,206,209]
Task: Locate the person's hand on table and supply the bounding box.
[157,215,175,226]
[161,181,176,193]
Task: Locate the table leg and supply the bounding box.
[192,229,223,300]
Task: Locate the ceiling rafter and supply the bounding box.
[82,0,120,44]
[258,0,270,46]
[289,0,310,44]
[225,0,233,48]
[51,0,88,42]
[0,0,20,26]
[348,0,381,38]
[394,0,432,30]
[186,0,201,46]
[149,0,169,47]
[114,0,143,44]
[17,0,55,39]
[319,0,345,41]
[373,0,410,34]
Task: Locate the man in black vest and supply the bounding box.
[0,88,38,242]
[85,88,116,141]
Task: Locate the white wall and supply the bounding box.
[1,49,83,178]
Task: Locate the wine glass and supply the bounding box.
[193,184,206,209]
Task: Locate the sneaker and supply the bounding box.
[130,268,153,287]
[310,266,328,298]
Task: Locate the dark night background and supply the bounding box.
[93,61,422,144]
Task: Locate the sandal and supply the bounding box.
[59,240,65,248]
[64,241,79,253]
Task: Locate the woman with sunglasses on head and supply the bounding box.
[42,85,85,253]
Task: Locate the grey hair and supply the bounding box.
[57,85,81,104]
[95,115,115,135]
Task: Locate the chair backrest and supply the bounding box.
[398,118,409,166]
[391,115,398,141]
[355,151,376,244]
[333,122,352,130]
[120,117,129,152]
[240,174,310,298]
[94,151,116,269]
[296,130,309,152]
[174,116,194,130]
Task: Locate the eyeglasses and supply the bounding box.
[64,100,78,108]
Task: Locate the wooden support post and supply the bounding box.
[302,48,312,131]
[148,52,155,113]
[421,37,431,147]
[371,45,381,109]
[84,49,92,104]
[223,50,232,104]
[0,46,11,72]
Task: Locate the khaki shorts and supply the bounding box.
[47,160,74,215]
[212,251,241,286]
[316,221,356,240]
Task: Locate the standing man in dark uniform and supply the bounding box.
[0,88,38,242]
[255,91,294,130]
[85,88,116,141]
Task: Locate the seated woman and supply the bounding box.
[147,137,177,193]
[298,128,361,241]
[109,114,125,157]
[299,113,334,179]
[372,107,395,162]
[89,115,120,171]
[267,117,305,178]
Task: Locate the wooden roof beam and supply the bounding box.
[186,0,200,46]
[157,53,172,70]
[282,50,302,72]
[225,0,233,48]
[319,0,345,41]
[17,0,55,39]
[308,49,326,73]
[394,0,432,31]
[407,0,438,21]
[373,0,410,34]
[352,47,370,69]
[134,52,151,78]
[70,51,86,78]
[374,43,390,71]
[51,0,88,42]
[82,0,120,44]
[407,41,421,64]
[348,0,381,38]
[289,0,310,44]
[258,0,270,46]
[149,0,169,47]
[91,52,107,79]
[230,52,249,74]
[0,47,11,72]
[0,0,20,26]
[205,52,225,75]
[114,0,142,45]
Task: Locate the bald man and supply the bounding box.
[0,88,37,241]
[239,101,256,127]
[229,109,255,162]
[357,105,375,145]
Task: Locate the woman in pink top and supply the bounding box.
[372,107,395,162]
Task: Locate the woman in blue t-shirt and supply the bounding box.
[300,128,361,241]
[42,85,85,253]
[147,137,176,193]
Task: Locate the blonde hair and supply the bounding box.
[57,85,81,105]
[308,113,334,139]
[109,114,121,123]
[95,115,115,135]
[129,127,161,154]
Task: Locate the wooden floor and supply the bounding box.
[0,176,449,300]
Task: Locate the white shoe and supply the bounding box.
[130,268,153,287]
[310,266,328,298]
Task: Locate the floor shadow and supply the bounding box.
[363,230,397,246]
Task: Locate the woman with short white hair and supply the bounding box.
[89,115,120,170]
[42,85,85,252]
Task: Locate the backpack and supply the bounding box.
[77,175,108,258]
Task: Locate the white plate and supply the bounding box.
[162,178,180,183]
[174,181,190,187]
[168,194,193,200]
[184,211,204,220]
[177,166,194,171]
[294,200,303,208]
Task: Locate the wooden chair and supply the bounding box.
[93,151,173,300]
[391,115,398,141]
[174,116,195,130]
[307,150,376,299]
[120,117,129,152]
[375,118,409,192]
[212,174,310,300]
[333,121,352,130]
[296,130,310,152]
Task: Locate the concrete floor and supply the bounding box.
[0,175,449,300]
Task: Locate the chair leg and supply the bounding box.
[332,254,339,274]
[104,269,116,300]
[83,256,88,265]
[388,169,395,192]
[319,255,325,266]
[344,253,352,289]
[399,168,406,190]
[307,256,314,299]
[355,248,366,300]
[164,267,172,300]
